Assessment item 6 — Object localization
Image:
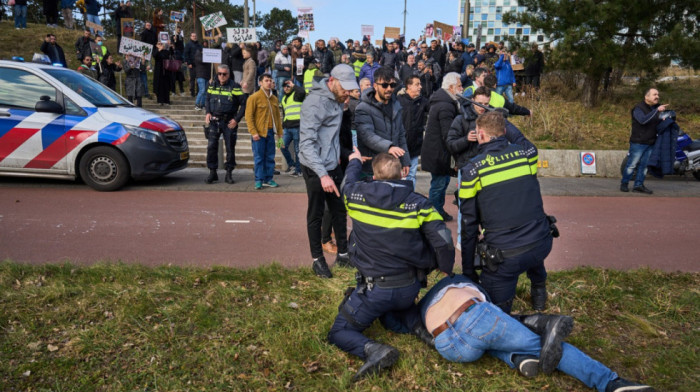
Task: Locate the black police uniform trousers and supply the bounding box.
[479,235,551,314]
[328,280,422,359]
[301,165,348,259]
[206,118,237,171]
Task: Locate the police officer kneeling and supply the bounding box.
[459,111,551,314]
[204,64,247,184]
[328,148,455,381]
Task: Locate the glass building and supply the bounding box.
[458,0,545,45]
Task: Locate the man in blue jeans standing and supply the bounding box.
[245,74,283,189]
[620,88,667,194]
[413,274,655,392]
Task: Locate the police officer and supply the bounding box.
[204,64,247,184]
[459,111,551,314]
[327,150,455,381]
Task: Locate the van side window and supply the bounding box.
[0,68,57,110]
[64,97,86,116]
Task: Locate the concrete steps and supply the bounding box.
[143,96,285,169]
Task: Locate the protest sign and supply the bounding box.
[375,40,382,46]
[121,18,134,38]
[227,27,257,43]
[119,37,153,61]
[384,27,400,40]
[297,8,315,31]
[298,30,309,39]
[434,20,452,40]
[424,23,434,38]
[170,11,184,23]
[202,48,222,64]
[86,20,103,32]
[200,11,227,31]
[296,58,304,75]
[158,32,169,44]
[361,25,374,37]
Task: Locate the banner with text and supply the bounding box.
[384,27,400,40]
[202,48,222,64]
[227,27,257,43]
[200,11,227,31]
[361,24,374,37]
[119,37,153,61]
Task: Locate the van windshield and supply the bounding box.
[43,68,130,107]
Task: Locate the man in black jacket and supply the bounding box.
[41,34,67,67]
[184,33,202,97]
[620,88,667,194]
[74,29,94,61]
[355,66,410,177]
[314,39,334,75]
[397,75,428,188]
[328,150,454,381]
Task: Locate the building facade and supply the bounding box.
[458,0,545,45]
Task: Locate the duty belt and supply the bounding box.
[499,241,540,258]
[358,270,416,290]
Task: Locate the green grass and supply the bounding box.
[1,261,698,391]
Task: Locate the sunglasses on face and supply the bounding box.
[378,82,397,89]
[217,72,228,76]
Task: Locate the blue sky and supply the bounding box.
[251,0,461,44]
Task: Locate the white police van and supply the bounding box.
[0,60,189,191]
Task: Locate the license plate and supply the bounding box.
[180,151,189,160]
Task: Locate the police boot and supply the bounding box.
[352,342,399,382]
[531,281,547,311]
[521,314,574,375]
[205,169,218,184]
[224,169,234,184]
[411,324,435,349]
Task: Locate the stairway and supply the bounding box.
[142,95,285,169]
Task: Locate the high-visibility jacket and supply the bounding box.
[489,91,505,108]
[281,90,303,128]
[342,159,455,277]
[458,137,550,276]
[205,79,246,120]
[353,59,365,78]
[303,69,316,93]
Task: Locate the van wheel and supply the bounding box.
[79,146,130,191]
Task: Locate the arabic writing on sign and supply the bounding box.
[200,11,227,30]
[118,37,153,61]
[227,28,257,43]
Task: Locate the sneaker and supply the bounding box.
[194,105,201,111]
[620,183,629,192]
[605,377,655,392]
[292,170,302,177]
[274,170,281,175]
[335,252,352,268]
[633,185,653,194]
[312,257,332,278]
[322,240,338,254]
[513,354,539,378]
[284,167,293,174]
[254,181,262,190]
[263,180,279,188]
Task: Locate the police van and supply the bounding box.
[0,60,189,191]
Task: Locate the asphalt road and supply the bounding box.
[1,169,699,272]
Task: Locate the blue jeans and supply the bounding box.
[196,78,207,107]
[86,14,102,36]
[480,235,551,314]
[251,129,276,182]
[328,281,422,358]
[280,127,300,173]
[496,84,514,103]
[621,142,653,188]
[428,174,451,215]
[14,5,27,28]
[434,301,618,392]
[275,76,289,92]
[405,156,419,189]
[141,71,149,96]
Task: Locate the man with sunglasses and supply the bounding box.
[204,65,247,184]
[355,66,411,178]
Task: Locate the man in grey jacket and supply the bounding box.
[299,64,359,278]
[355,66,411,177]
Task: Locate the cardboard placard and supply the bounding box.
[375,40,382,46]
[202,48,222,64]
[118,36,153,61]
[200,11,227,31]
[434,20,452,40]
[384,27,400,39]
[86,20,104,32]
[121,18,135,38]
[361,24,374,37]
[227,27,257,43]
[170,11,184,23]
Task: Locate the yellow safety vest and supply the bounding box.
[353,59,365,78]
[281,93,302,122]
[489,91,506,108]
[303,69,316,93]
